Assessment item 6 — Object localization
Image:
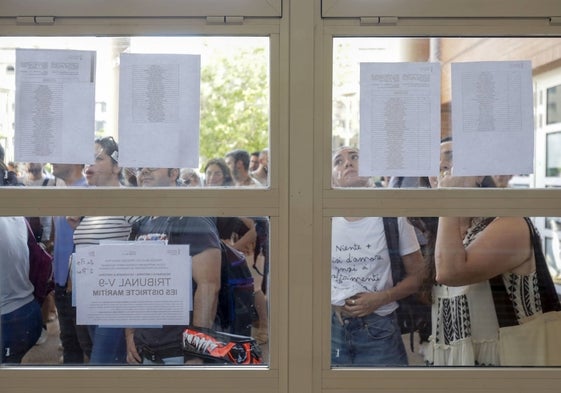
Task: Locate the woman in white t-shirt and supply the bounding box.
[330,147,425,366]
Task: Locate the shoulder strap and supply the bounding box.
[41,178,49,186]
[383,217,403,284]
[491,217,561,327]
[527,218,561,313]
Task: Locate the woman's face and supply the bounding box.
[85,143,118,186]
[205,164,225,186]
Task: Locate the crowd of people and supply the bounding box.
[330,141,560,367]
[3,137,559,367]
[0,141,270,365]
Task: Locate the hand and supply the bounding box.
[344,292,387,318]
[125,329,142,364]
[438,170,478,188]
[66,216,82,230]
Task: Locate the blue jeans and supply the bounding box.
[331,311,408,367]
[88,325,127,364]
[1,299,42,364]
[143,356,184,365]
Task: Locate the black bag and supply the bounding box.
[216,240,258,336]
[383,217,431,351]
[183,325,263,364]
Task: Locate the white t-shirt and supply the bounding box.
[331,217,420,316]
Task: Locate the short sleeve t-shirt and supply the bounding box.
[131,216,220,350]
[133,216,220,256]
[331,217,420,316]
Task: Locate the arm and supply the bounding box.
[387,249,425,301]
[191,247,222,328]
[435,216,533,286]
[347,250,424,318]
[231,217,257,254]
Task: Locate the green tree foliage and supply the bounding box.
[200,47,269,168]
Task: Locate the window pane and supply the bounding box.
[546,131,561,177]
[0,36,270,188]
[0,215,269,366]
[546,85,561,125]
[332,37,561,190]
[331,215,561,367]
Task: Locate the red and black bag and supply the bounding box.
[182,326,263,364]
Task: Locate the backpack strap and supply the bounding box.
[41,178,49,187]
[383,217,403,284]
[383,217,419,351]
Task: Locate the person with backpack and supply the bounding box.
[125,167,221,365]
[330,147,425,366]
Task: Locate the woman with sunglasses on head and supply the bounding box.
[70,137,140,364]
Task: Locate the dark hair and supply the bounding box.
[0,161,22,186]
[204,158,233,186]
[94,136,119,165]
[480,176,496,188]
[225,149,250,171]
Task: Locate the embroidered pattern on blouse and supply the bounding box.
[503,272,542,322]
[435,291,471,345]
[464,217,543,323]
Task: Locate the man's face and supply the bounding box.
[137,168,176,187]
[225,156,240,178]
[332,148,369,188]
[249,155,260,171]
[85,144,118,186]
[52,164,78,181]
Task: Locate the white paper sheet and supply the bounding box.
[75,243,192,326]
[451,61,534,176]
[14,48,96,164]
[118,53,201,168]
[359,62,441,177]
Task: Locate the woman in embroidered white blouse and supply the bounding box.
[424,139,539,366]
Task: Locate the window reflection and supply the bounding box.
[547,131,561,177]
[547,85,561,125]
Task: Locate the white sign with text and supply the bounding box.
[75,243,191,326]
